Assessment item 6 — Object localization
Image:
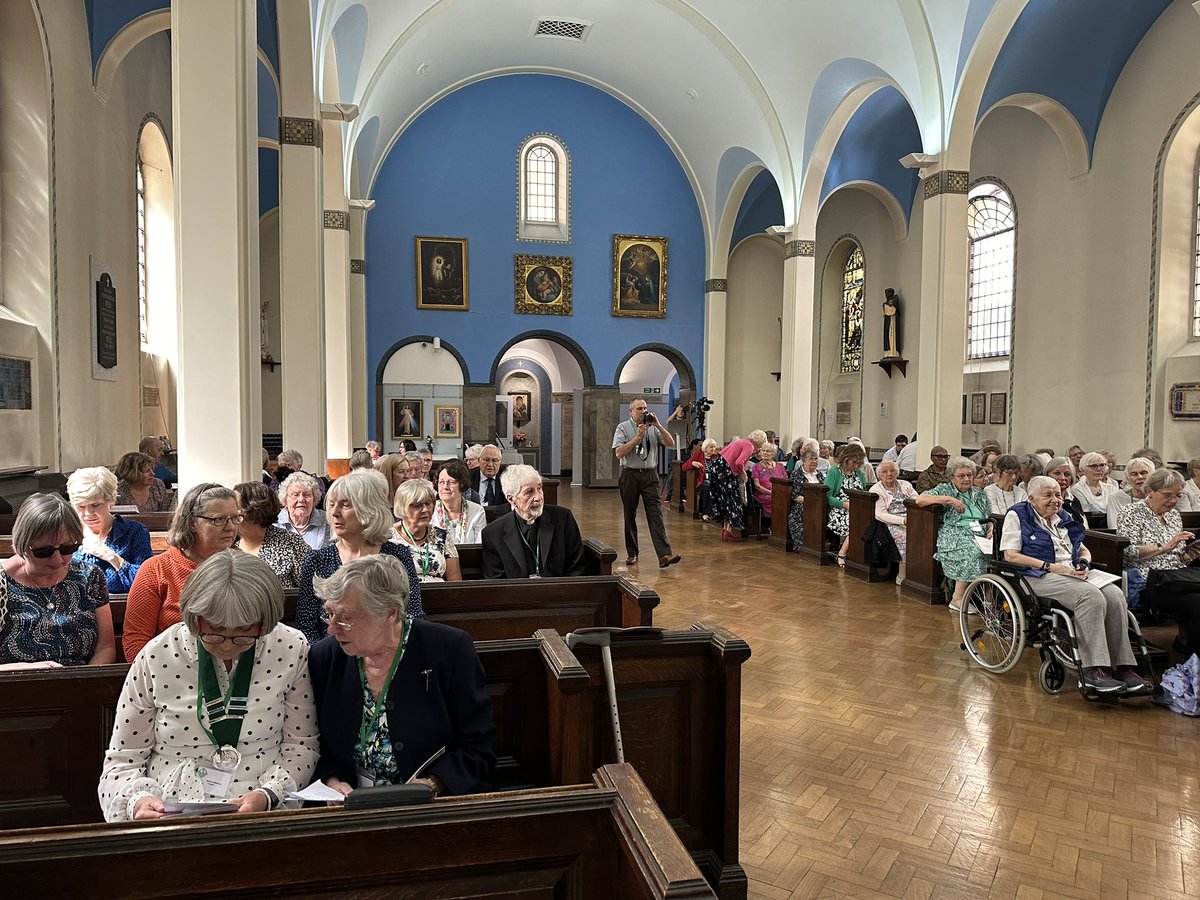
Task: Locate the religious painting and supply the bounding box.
[415,236,468,310]
[435,405,461,438]
[509,391,532,427]
[970,393,986,425]
[840,245,865,373]
[391,399,423,439]
[989,392,1007,425]
[514,254,572,316]
[612,234,667,318]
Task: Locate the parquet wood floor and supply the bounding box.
[562,482,1200,900]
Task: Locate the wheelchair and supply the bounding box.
[957,559,1156,702]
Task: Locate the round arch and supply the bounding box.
[613,343,697,393]
[978,93,1090,178]
[374,335,470,442]
[817,181,909,242]
[487,331,596,388]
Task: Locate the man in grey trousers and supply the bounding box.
[613,398,681,569]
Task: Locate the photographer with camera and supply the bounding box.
[613,399,681,569]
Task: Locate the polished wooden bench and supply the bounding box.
[768,476,793,551]
[845,488,892,582]
[0,763,716,899]
[900,499,945,604]
[798,481,833,564]
[672,461,700,519]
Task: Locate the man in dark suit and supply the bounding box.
[469,444,509,511]
[481,464,584,578]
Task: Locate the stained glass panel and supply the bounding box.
[966,183,1014,359]
[840,245,865,373]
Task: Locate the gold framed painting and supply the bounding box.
[514,254,572,316]
[415,236,468,310]
[612,234,667,318]
[434,405,461,438]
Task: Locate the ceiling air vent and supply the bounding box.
[531,18,592,42]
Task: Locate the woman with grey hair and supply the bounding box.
[295,471,424,643]
[464,444,484,470]
[99,551,319,821]
[349,449,375,471]
[274,449,305,482]
[365,440,384,464]
[390,479,461,582]
[276,471,332,551]
[787,446,822,548]
[1106,457,1155,528]
[0,493,115,670]
[916,456,991,610]
[309,554,494,797]
[1069,451,1119,516]
[124,483,242,661]
[68,465,154,593]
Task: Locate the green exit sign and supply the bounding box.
[642,387,661,394]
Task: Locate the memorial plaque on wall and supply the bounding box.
[0,357,32,410]
[90,256,118,381]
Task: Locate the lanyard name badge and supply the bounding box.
[195,642,256,799]
[356,617,412,788]
[519,524,542,578]
[401,522,433,577]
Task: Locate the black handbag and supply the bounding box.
[1147,566,1200,595]
[861,522,901,567]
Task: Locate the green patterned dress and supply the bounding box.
[923,482,989,583]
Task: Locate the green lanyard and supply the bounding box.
[959,490,984,521]
[357,618,412,755]
[400,523,432,576]
[196,642,256,750]
[518,523,541,576]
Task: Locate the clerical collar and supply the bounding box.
[516,515,538,537]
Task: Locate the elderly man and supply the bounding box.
[470,444,509,510]
[613,398,680,569]
[139,436,176,488]
[481,465,583,578]
[915,446,952,493]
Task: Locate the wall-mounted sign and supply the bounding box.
[642,387,661,394]
[1170,382,1200,419]
[90,256,118,381]
[0,356,32,410]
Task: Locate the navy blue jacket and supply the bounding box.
[1010,500,1086,577]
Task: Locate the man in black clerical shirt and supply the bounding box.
[481,464,584,578]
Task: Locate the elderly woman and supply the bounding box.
[1176,456,1200,513]
[98,552,319,821]
[707,430,770,542]
[273,449,305,483]
[1069,452,1120,517]
[826,443,868,568]
[430,458,486,545]
[846,438,877,486]
[349,449,375,471]
[1017,454,1044,487]
[871,460,918,584]
[123,483,242,661]
[68,466,153,594]
[1117,469,1200,653]
[686,438,719,521]
[1106,457,1155,528]
[0,493,115,670]
[464,444,484,470]
[999,477,1151,695]
[234,481,312,589]
[295,470,424,644]
[787,446,823,549]
[114,451,174,513]
[310,554,494,797]
[276,472,332,551]
[365,441,384,465]
[390,479,462,582]
[916,456,991,611]
[1044,456,1086,524]
[984,454,1027,515]
[750,445,785,527]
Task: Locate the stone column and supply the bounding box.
[702,279,727,442]
[914,170,971,450]
[779,238,817,442]
[581,387,621,487]
[171,0,260,489]
[323,119,353,459]
[348,209,368,446]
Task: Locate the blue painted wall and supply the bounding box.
[729,169,784,254]
[365,74,706,438]
[259,148,279,218]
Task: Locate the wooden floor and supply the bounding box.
[562,481,1200,900]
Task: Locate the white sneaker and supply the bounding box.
[947,601,961,612]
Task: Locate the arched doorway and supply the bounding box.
[373,336,470,453]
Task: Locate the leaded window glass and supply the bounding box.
[840,245,865,373]
[137,158,148,347]
[524,144,557,224]
[1192,162,1200,338]
[517,133,570,242]
[966,182,1015,359]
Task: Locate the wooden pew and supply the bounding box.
[844,488,891,582]
[480,478,562,524]
[0,511,175,534]
[673,461,700,518]
[768,477,793,551]
[900,499,944,604]
[798,481,832,564]
[0,764,716,900]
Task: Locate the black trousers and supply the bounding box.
[619,467,672,559]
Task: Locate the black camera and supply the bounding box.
[642,412,656,424]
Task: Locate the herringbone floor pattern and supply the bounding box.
[565,482,1200,900]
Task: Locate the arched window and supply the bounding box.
[136,155,148,347]
[136,117,177,363]
[966,181,1015,359]
[840,244,864,374]
[517,133,570,243]
[1192,159,1200,337]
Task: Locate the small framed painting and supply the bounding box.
[970,392,986,425]
[514,254,572,316]
[509,391,532,426]
[988,392,1007,425]
[391,399,423,439]
[612,234,667,318]
[415,237,468,310]
[434,405,460,438]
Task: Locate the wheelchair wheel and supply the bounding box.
[960,574,1026,673]
[1039,657,1066,694]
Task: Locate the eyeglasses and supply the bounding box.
[27,542,82,559]
[319,609,355,631]
[408,501,435,511]
[932,454,950,460]
[197,631,260,647]
[196,514,245,527]
[1084,464,1107,470]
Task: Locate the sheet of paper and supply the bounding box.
[161,801,239,816]
[974,536,995,556]
[1086,568,1122,588]
[287,781,347,803]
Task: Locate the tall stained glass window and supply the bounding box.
[136,157,148,347]
[840,244,865,373]
[966,181,1015,359]
[1192,162,1200,338]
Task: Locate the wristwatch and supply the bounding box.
[1041,560,1050,571]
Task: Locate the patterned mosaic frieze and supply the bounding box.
[323,210,349,230]
[280,117,321,148]
[923,170,970,200]
[704,278,727,293]
[784,240,815,258]
[351,258,365,274]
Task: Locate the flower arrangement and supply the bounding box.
[513,431,527,447]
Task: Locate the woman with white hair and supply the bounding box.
[276,472,332,551]
[1106,457,1155,528]
[787,445,822,548]
[707,430,771,542]
[1068,452,1119,516]
[0,493,115,670]
[684,438,719,520]
[98,551,319,821]
[871,460,918,584]
[915,456,991,610]
[309,554,494,797]
[365,441,384,464]
[390,479,461,582]
[464,444,484,470]
[295,470,424,643]
[68,466,153,593]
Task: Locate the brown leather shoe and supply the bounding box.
[625,556,638,566]
[658,554,681,568]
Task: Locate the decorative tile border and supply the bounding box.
[704,278,727,293]
[350,258,365,274]
[784,240,815,258]
[923,170,970,200]
[281,117,321,148]
[323,210,349,230]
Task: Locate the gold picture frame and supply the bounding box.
[434,405,461,438]
[612,234,667,318]
[415,236,469,310]
[514,254,572,316]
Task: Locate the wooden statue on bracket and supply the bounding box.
[881,288,902,359]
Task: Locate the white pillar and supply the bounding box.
[779,238,817,442]
[914,170,970,451]
[171,0,260,490]
[349,209,368,445]
[703,279,727,442]
[276,0,327,473]
[323,119,353,458]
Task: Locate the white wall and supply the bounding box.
[725,235,783,440]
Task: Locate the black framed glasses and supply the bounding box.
[198,632,260,647]
[26,542,82,559]
[196,514,245,527]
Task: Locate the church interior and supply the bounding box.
[3,0,1200,897]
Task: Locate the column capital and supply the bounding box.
[704,278,727,293]
[922,170,970,200]
[351,258,365,274]
[280,116,322,148]
[323,209,349,230]
[784,239,815,259]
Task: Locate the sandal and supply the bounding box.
[836,555,847,568]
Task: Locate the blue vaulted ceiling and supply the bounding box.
[977,0,1171,157]
[729,169,784,253]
